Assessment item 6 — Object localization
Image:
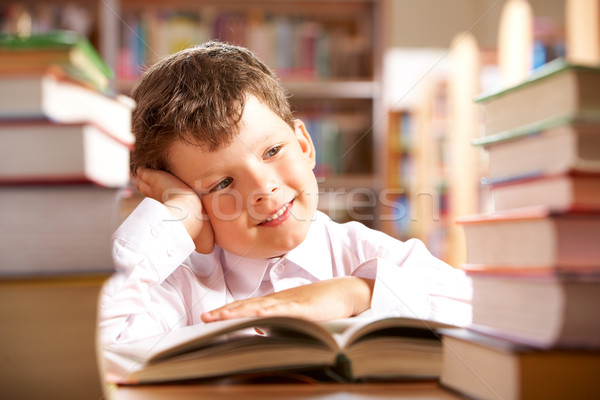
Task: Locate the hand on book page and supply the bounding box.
[201,276,375,323]
[134,166,214,254]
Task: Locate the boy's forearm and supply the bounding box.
[344,277,375,316]
[101,198,197,346]
[201,276,376,323]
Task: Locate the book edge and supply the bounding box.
[472,114,600,147]
[473,58,600,104]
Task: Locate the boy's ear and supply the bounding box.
[293,119,316,168]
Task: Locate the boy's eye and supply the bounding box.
[209,177,233,193]
[264,145,282,159]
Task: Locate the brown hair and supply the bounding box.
[129,41,295,174]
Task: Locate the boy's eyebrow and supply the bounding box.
[228,131,278,161]
[190,131,282,188]
[190,169,217,188]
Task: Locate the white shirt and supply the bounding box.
[99,198,471,347]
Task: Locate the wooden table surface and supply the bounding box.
[111,381,463,400]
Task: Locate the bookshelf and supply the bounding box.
[381,80,451,262]
[112,0,383,225]
[1,0,384,226]
[379,109,416,241]
[380,39,486,266]
[413,77,451,262]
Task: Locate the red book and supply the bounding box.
[456,207,600,276]
[488,172,600,213]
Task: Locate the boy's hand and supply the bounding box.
[135,167,214,254]
[201,277,375,323]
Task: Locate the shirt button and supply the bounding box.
[274,264,286,275]
[166,247,175,257]
[151,224,164,237]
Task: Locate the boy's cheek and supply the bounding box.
[204,195,245,223]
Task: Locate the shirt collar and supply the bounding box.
[220,211,333,301]
[284,211,333,281]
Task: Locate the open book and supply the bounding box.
[104,316,456,384]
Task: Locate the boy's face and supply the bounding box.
[169,96,319,259]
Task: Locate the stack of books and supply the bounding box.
[0,31,134,399]
[440,59,600,400]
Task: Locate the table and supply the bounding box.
[112,382,463,400]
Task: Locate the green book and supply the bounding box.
[0,30,114,91]
[474,58,600,104]
[474,58,600,138]
[472,114,600,147]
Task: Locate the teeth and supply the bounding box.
[265,203,288,222]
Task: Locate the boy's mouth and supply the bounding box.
[258,200,293,227]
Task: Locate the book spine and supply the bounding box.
[116,9,369,81]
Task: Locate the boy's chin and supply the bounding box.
[244,236,307,259]
[223,225,312,259]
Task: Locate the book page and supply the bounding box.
[107,316,340,363]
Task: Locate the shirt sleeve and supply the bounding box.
[350,229,472,327]
[98,198,196,347]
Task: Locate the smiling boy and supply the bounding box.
[99,42,471,347]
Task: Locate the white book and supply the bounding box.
[0,121,131,187]
[0,72,135,145]
[0,185,123,275]
[457,208,600,274]
[440,328,600,400]
[470,275,600,349]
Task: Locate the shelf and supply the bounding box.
[1,0,383,228]
[284,80,378,99]
[317,173,377,190]
[317,173,378,228]
[118,78,377,100]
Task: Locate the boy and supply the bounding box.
[99,41,470,347]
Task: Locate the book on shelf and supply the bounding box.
[104,315,456,384]
[0,71,135,144]
[0,121,131,187]
[469,274,600,349]
[306,117,342,177]
[456,207,600,275]
[489,172,600,212]
[0,274,111,400]
[117,9,370,82]
[475,58,600,137]
[474,117,600,185]
[440,328,600,400]
[0,30,114,92]
[0,184,125,276]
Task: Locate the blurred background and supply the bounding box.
[0,0,568,268]
[4,1,598,397]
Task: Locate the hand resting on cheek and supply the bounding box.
[135,167,215,254]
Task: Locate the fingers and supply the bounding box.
[134,167,155,188]
[133,167,162,200]
[201,298,276,322]
[134,167,215,254]
[134,167,193,202]
[200,278,374,324]
[201,295,307,323]
[134,168,152,198]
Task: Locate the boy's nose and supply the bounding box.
[251,182,278,204]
